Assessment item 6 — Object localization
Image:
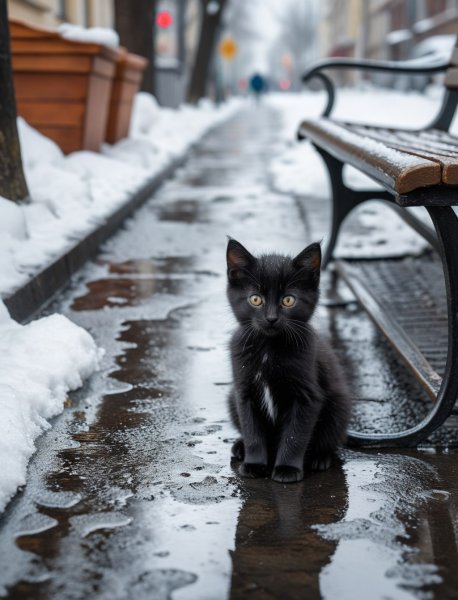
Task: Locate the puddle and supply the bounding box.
[158,200,209,223]
[72,277,184,310]
[102,256,194,276]
[315,451,458,599]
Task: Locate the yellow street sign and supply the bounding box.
[218,36,238,61]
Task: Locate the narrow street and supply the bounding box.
[1,106,458,599]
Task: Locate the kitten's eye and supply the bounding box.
[249,294,263,307]
[282,295,296,307]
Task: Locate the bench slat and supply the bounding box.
[416,128,458,146]
[363,127,458,154]
[350,126,458,185]
[299,118,441,194]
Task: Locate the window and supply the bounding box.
[57,0,67,20]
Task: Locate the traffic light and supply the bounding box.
[156,10,173,29]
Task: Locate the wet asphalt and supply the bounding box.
[1,106,458,599]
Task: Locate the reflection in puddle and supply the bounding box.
[102,256,194,276]
[317,453,442,599]
[229,464,348,598]
[72,277,183,310]
[72,256,214,313]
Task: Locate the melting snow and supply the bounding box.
[0,300,102,512]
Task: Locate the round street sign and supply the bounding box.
[218,36,238,61]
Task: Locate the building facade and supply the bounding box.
[320,0,365,59]
[320,0,457,61]
[8,0,114,28]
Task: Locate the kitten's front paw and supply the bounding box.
[231,439,245,461]
[239,462,270,478]
[272,465,303,483]
[311,454,333,472]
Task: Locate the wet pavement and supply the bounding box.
[2,107,458,599]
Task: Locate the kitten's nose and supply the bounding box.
[267,316,278,324]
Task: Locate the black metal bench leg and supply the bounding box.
[348,206,458,447]
[314,146,391,268]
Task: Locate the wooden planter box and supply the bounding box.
[10,19,117,154]
[106,48,148,144]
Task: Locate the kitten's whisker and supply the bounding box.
[288,318,309,327]
[284,323,300,351]
[287,322,307,351]
[288,320,313,336]
[292,326,303,351]
[287,325,298,351]
[239,324,256,353]
[241,328,255,353]
[239,326,251,343]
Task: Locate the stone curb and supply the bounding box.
[4,155,186,322]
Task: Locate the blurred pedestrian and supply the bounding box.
[250,73,266,102]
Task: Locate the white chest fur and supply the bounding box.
[262,384,277,422]
[255,355,276,422]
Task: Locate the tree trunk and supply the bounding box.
[0,4,29,203]
[114,0,156,94]
[187,0,227,105]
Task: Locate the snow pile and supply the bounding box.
[58,23,120,48]
[267,87,457,258]
[0,300,102,512]
[0,95,240,298]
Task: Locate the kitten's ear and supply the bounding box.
[227,239,255,280]
[293,242,321,278]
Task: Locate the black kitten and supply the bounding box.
[226,239,351,483]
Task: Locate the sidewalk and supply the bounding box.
[0,106,457,600]
[2,97,240,322]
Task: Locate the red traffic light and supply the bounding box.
[156,10,173,28]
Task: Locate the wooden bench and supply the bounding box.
[298,38,458,447]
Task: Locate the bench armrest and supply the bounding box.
[302,56,450,117]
